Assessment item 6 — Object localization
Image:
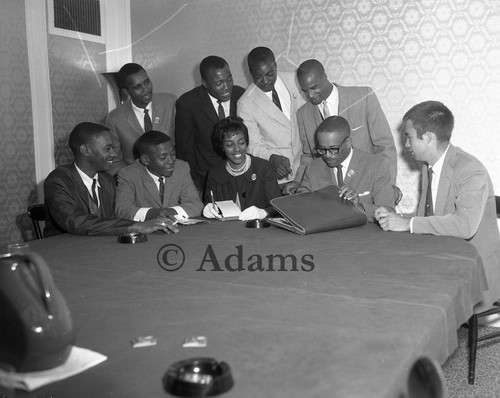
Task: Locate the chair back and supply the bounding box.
[407,356,445,398]
[27,204,46,240]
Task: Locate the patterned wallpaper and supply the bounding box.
[48,36,108,166]
[131,0,500,212]
[0,0,36,249]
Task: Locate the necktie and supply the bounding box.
[336,165,344,187]
[91,178,99,206]
[159,177,165,204]
[217,100,225,120]
[323,100,331,119]
[424,166,433,217]
[144,108,153,132]
[272,88,282,111]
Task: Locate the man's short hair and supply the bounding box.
[212,116,249,159]
[117,63,145,89]
[200,56,228,80]
[247,47,275,70]
[68,122,110,156]
[135,130,171,156]
[403,101,454,143]
[297,59,324,80]
[315,116,351,146]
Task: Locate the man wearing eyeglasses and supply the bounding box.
[297,116,395,221]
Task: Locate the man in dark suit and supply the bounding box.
[375,101,500,311]
[175,55,245,192]
[115,131,202,221]
[44,122,178,236]
[105,63,176,175]
[298,116,394,222]
[295,59,397,187]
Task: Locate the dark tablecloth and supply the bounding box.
[20,221,486,398]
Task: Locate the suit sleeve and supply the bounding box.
[115,170,142,220]
[412,166,488,239]
[295,108,315,182]
[174,97,196,172]
[177,164,203,217]
[45,172,133,236]
[261,161,282,216]
[364,88,397,184]
[238,98,274,161]
[359,158,395,221]
[104,113,126,176]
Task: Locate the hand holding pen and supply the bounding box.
[203,190,223,219]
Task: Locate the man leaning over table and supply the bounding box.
[104,63,176,175]
[375,101,500,312]
[44,122,178,237]
[297,116,395,222]
[115,130,202,221]
[237,46,304,190]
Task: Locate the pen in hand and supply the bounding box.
[210,190,222,216]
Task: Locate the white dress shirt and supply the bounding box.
[319,83,339,119]
[131,101,153,131]
[74,163,100,207]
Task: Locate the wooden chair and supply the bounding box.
[27,204,46,240]
[467,195,500,384]
[407,356,444,398]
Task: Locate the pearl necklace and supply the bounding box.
[227,157,247,173]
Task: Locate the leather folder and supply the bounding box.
[268,184,367,235]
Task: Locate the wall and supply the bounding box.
[0,0,36,248]
[130,0,500,212]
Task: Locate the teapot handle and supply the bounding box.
[25,252,55,318]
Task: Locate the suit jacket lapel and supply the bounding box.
[151,94,164,127]
[344,148,358,185]
[250,84,290,127]
[435,145,455,216]
[125,100,144,135]
[140,165,162,206]
[199,87,220,123]
[337,84,350,120]
[70,164,92,212]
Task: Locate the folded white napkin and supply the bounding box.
[0,346,107,391]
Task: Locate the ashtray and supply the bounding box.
[162,357,234,397]
[117,232,147,244]
[245,219,270,228]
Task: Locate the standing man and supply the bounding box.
[105,63,176,175]
[298,116,394,222]
[237,47,304,189]
[44,122,178,237]
[115,131,202,221]
[295,59,397,187]
[175,56,245,193]
[375,101,500,311]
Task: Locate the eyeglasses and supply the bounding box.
[316,137,348,156]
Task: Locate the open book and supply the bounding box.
[268,184,367,234]
[215,200,241,221]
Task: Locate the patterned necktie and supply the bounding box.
[323,100,331,119]
[272,88,282,111]
[159,177,165,204]
[424,166,433,217]
[336,165,344,187]
[217,100,225,120]
[144,108,153,132]
[91,178,99,206]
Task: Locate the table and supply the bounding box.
[19,222,486,398]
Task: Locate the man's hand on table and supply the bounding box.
[130,216,179,234]
[374,207,411,232]
[269,154,292,179]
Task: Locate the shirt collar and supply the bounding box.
[430,143,450,177]
[74,162,99,192]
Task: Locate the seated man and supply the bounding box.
[115,131,202,221]
[298,116,394,222]
[237,47,304,187]
[175,55,245,193]
[44,122,178,236]
[375,101,500,311]
[105,63,176,175]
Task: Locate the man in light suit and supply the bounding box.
[295,59,397,187]
[298,116,394,222]
[237,47,305,188]
[375,101,500,311]
[44,122,178,237]
[115,131,202,221]
[105,63,176,175]
[175,56,245,193]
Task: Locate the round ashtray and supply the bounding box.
[245,219,270,228]
[117,232,148,244]
[163,357,234,397]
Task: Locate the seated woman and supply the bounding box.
[203,116,281,220]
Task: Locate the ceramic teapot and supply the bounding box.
[0,251,74,371]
